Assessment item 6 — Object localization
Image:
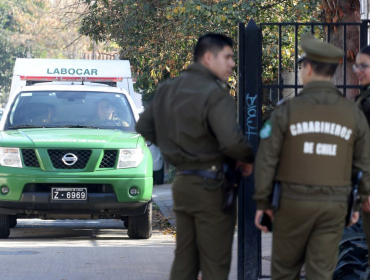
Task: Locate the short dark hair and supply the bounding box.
[194,33,233,62]
[360,45,370,57]
[302,59,338,77]
[97,98,114,107]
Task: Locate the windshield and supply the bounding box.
[6,91,136,131]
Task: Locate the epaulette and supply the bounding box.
[216,79,231,91]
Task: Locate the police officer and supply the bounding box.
[354,45,370,268]
[136,34,254,280]
[253,33,370,280]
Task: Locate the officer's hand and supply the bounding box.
[362,197,370,212]
[254,209,274,234]
[236,162,253,177]
[349,211,360,226]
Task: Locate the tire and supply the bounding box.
[127,201,152,239]
[9,216,17,228]
[153,165,164,185]
[0,214,10,239]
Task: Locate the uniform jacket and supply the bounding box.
[136,62,253,171]
[254,81,370,210]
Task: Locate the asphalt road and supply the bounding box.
[0,218,177,280]
[0,217,245,280]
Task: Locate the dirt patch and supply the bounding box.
[153,209,176,236]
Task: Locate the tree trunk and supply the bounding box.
[322,0,361,100]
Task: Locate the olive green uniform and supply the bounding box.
[136,62,253,280]
[356,86,370,266]
[254,34,370,280]
[255,82,370,280]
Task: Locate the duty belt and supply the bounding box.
[176,170,224,181]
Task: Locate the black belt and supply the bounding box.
[176,170,224,181]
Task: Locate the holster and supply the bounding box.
[222,158,242,215]
[271,182,281,212]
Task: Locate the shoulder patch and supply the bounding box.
[260,120,272,139]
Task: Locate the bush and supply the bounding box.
[164,165,176,184]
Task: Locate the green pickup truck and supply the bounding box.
[0,82,153,239]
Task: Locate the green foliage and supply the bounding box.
[80,0,321,102]
[0,1,27,93]
[0,0,92,94]
[164,165,176,184]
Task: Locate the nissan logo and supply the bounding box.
[62,153,78,166]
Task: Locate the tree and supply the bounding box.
[0,1,27,93]
[321,0,361,100]
[79,0,321,103]
[0,0,92,93]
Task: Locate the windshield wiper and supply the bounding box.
[60,125,101,129]
[8,125,49,129]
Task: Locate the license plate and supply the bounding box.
[51,188,87,201]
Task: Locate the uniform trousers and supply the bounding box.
[170,175,236,280]
[272,198,347,280]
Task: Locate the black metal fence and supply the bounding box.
[238,19,370,279]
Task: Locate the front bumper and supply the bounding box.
[0,193,149,216]
[0,171,153,216]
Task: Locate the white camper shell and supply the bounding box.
[10,58,143,111]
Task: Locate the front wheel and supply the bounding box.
[0,214,10,238]
[127,201,152,239]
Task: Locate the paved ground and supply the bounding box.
[153,184,273,278]
[0,218,177,280]
[0,184,272,280]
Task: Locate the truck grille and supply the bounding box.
[48,150,92,169]
[22,149,40,168]
[99,150,118,168]
[23,183,114,193]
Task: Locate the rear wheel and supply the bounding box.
[0,214,10,239]
[9,216,17,228]
[127,201,152,239]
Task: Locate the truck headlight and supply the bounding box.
[117,148,144,169]
[0,148,23,168]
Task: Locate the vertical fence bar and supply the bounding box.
[278,24,283,100]
[258,25,263,278]
[237,21,246,280]
[327,25,331,43]
[343,25,347,97]
[294,24,298,96]
[238,19,261,280]
[360,20,368,49]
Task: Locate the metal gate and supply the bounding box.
[237,19,370,279]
